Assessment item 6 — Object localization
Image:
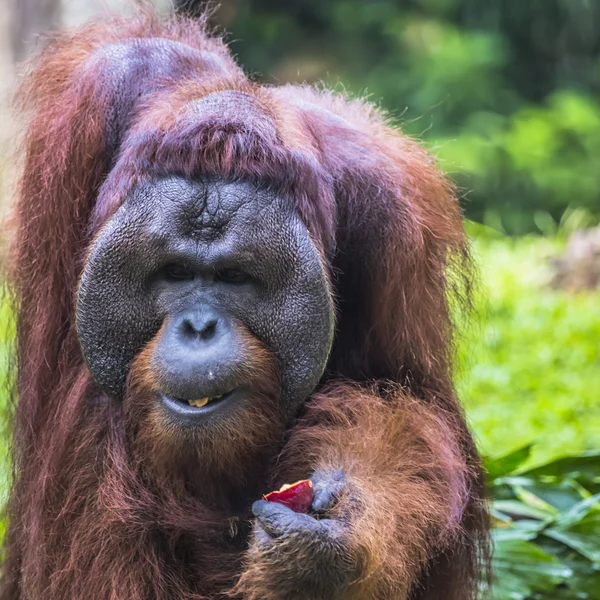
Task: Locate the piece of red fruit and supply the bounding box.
[263,479,314,513]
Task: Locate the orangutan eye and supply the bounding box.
[165,263,195,281]
[215,268,247,283]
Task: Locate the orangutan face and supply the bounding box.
[76,176,334,431]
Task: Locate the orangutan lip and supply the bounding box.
[160,390,235,419]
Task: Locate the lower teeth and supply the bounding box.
[188,398,209,408]
[187,394,224,408]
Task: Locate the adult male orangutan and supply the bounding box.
[1,9,489,600]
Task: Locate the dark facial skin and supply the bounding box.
[76,177,335,425]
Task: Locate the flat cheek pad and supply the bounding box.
[234,237,335,419]
[76,201,165,399]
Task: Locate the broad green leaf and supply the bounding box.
[560,555,600,599]
[493,499,555,521]
[493,523,543,542]
[521,452,600,491]
[487,445,534,480]
[535,538,600,599]
[559,494,600,523]
[499,478,587,512]
[545,511,600,563]
[536,589,593,599]
[491,537,572,600]
[514,486,561,515]
[542,494,600,563]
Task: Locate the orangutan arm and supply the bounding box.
[233,381,472,600]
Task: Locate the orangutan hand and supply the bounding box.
[246,469,361,600]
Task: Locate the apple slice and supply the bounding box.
[263,479,314,513]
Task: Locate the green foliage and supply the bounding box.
[436,92,600,233]
[457,233,600,468]
[0,295,13,507]
[487,446,600,599]
[459,231,600,597]
[213,0,600,232]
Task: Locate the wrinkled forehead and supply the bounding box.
[122,176,301,249]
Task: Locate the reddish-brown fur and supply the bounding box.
[2,8,489,600]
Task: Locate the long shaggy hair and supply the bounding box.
[2,8,489,600]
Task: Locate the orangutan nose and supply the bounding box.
[152,307,242,401]
[178,308,220,343]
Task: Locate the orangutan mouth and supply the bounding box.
[160,390,236,418]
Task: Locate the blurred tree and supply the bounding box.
[176,0,600,233]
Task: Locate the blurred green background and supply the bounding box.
[206,0,600,235]
[1,0,600,598]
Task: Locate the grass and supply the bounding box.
[457,231,600,467]
[0,296,13,506]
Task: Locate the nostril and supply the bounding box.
[181,319,197,339]
[200,319,217,340]
[181,316,218,341]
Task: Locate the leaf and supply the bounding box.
[493,499,555,521]
[535,537,600,599]
[487,445,534,480]
[544,497,600,563]
[489,475,600,598]
[521,452,600,491]
[499,477,588,512]
[493,523,543,542]
[514,486,561,516]
[560,494,600,523]
[557,555,600,599]
[491,537,572,600]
